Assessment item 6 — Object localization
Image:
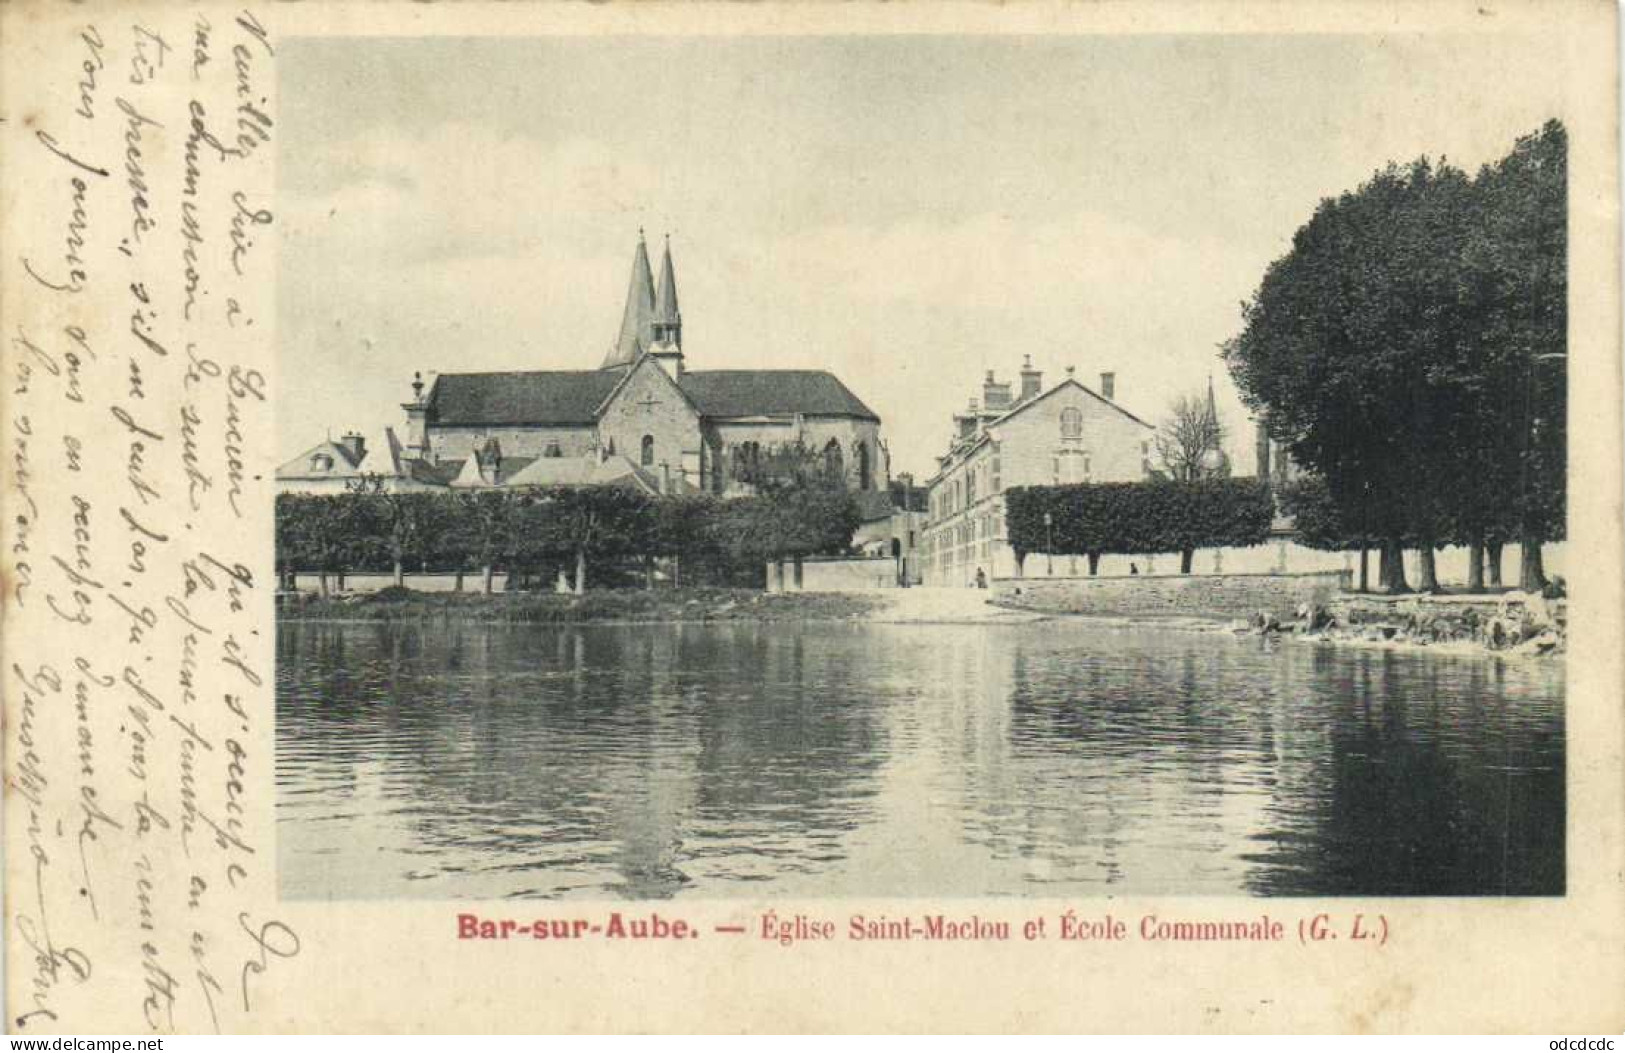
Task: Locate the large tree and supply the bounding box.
[1225,122,1566,594]
[1468,120,1568,590]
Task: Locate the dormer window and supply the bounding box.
[310,453,334,472]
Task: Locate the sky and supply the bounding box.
[277,32,1568,480]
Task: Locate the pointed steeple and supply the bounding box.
[653,235,681,348]
[603,230,657,369]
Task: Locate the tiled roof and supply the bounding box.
[605,236,656,369]
[425,367,881,427]
[427,371,622,426]
[505,453,647,489]
[678,370,879,421]
[409,458,465,486]
[655,239,679,325]
[276,429,404,480]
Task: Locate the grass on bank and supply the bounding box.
[278,586,887,624]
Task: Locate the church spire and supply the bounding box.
[653,234,681,349]
[604,230,657,369]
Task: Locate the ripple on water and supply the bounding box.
[277,619,1564,899]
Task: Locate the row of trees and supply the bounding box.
[1225,120,1566,593]
[275,480,862,595]
[1005,479,1275,575]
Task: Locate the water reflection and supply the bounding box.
[278,620,1563,899]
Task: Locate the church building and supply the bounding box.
[279,234,890,500]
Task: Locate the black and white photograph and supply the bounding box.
[271,34,1568,903]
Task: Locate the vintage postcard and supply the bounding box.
[4,0,1622,1034]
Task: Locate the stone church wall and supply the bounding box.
[425,425,596,462]
[597,359,704,480]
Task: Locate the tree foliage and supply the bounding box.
[1224,120,1566,588]
[1277,476,1378,552]
[1005,479,1273,572]
[274,480,865,591]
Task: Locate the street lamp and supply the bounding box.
[1044,510,1054,576]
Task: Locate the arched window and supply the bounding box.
[856,441,872,490]
[1060,407,1084,440]
[641,435,655,467]
[823,438,844,480]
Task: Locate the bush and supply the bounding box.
[1005,478,1274,569]
[275,481,864,589]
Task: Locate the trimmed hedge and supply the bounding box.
[275,482,862,590]
[1004,479,1274,572]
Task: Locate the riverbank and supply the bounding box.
[279,585,1564,661]
[278,587,889,624]
[988,591,1565,662]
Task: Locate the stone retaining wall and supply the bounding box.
[766,556,900,592]
[992,570,1352,621]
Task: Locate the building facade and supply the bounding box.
[920,360,1156,586]
[279,234,889,499]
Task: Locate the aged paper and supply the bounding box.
[4,0,1622,1034]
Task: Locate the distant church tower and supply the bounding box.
[602,231,683,376]
[649,235,683,376]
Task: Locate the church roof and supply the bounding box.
[427,371,622,426]
[604,233,656,369]
[426,367,879,426]
[679,370,879,421]
[503,453,654,490]
[654,238,680,325]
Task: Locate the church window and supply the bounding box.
[1060,407,1084,440]
[823,438,844,481]
[641,435,655,467]
[856,442,872,491]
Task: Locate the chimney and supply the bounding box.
[1019,355,1042,402]
[339,431,366,465]
[1099,372,1116,401]
[982,370,1011,411]
[1065,366,1076,380]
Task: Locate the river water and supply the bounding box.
[277,619,1564,899]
